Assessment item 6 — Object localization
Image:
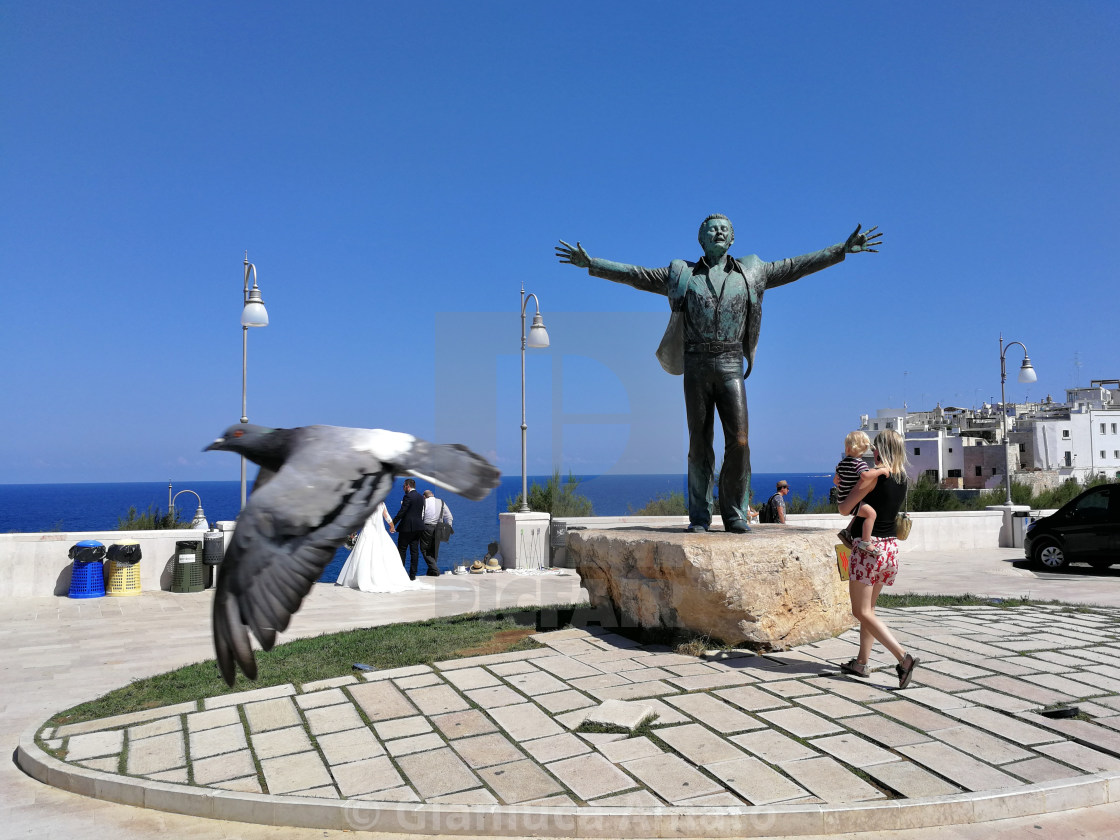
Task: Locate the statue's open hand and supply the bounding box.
[844,224,882,254]
[556,239,591,268]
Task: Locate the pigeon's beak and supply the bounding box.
[205,437,225,452]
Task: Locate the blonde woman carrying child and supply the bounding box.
[834,430,889,556]
[837,429,919,688]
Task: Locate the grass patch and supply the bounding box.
[878,592,1105,613]
[675,634,712,658]
[576,714,659,739]
[50,604,582,727]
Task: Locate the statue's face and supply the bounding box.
[700,218,733,257]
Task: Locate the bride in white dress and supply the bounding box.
[336,502,425,593]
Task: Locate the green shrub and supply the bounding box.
[1032,476,1108,509]
[629,491,688,516]
[118,504,188,530]
[975,479,1033,508]
[507,470,594,516]
[784,486,833,514]
[909,474,968,511]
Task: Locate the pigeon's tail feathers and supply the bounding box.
[213,585,256,686]
[402,442,501,502]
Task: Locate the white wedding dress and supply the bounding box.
[336,503,426,593]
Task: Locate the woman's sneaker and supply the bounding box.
[840,658,870,678]
[897,653,920,689]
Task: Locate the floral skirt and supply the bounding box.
[850,537,900,587]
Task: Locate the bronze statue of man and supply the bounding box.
[556,216,881,533]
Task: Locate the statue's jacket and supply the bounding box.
[588,244,845,379]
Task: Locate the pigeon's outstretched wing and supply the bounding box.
[208,424,500,686]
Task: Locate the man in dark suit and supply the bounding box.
[557,216,881,534]
[393,478,427,580]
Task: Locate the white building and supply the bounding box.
[860,379,1120,489]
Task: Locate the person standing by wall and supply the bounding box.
[419,489,452,576]
[760,480,790,524]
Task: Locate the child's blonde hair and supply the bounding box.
[844,430,871,456]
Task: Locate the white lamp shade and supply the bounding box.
[527,313,549,348]
[241,301,269,327]
[1018,358,1037,384]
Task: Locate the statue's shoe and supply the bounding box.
[726,520,752,534]
[685,523,708,533]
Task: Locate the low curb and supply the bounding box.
[18,725,1120,837]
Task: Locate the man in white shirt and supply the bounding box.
[419,490,453,574]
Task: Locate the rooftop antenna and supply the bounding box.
[1073,351,1082,388]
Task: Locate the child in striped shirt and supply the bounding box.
[834,430,889,556]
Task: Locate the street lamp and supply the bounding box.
[519,284,550,513]
[240,253,269,509]
[171,489,208,529]
[999,333,1037,506]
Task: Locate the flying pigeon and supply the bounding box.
[204,422,500,686]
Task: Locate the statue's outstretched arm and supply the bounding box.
[556,239,670,295]
[764,223,883,290]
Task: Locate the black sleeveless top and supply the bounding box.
[850,474,907,538]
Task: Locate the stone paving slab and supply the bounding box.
[19,599,1120,837]
[188,721,246,759]
[706,755,808,804]
[621,752,724,803]
[664,691,767,732]
[250,724,312,759]
[780,755,888,803]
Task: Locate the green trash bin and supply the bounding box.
[170,539,206,593]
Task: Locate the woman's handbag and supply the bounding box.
[433,502,454,542]
[895,511,913,540]
[895,483,912,540]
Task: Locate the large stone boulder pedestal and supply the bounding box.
[567,525,855,649]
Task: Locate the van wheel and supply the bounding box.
[1033,541,1068,570]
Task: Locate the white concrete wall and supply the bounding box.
[1,510,1008,598]
[0,525,232,598]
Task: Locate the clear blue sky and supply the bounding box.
[2,1,1117,485]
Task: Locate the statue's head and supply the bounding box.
[698,214,734,258]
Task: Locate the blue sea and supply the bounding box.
[0,473,832,581]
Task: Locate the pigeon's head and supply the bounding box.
[205,423,278,456]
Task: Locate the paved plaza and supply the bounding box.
[6,549,1120,837]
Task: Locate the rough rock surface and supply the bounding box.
[567,525,855,649]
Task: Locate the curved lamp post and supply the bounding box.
[171,489,208,530]
[999,333,1037,506]
[240,253,269,510]
[519,284,550,513]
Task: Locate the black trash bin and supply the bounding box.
[202,530,225,589]
[170,539,206,593]
[549,521,569,568]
